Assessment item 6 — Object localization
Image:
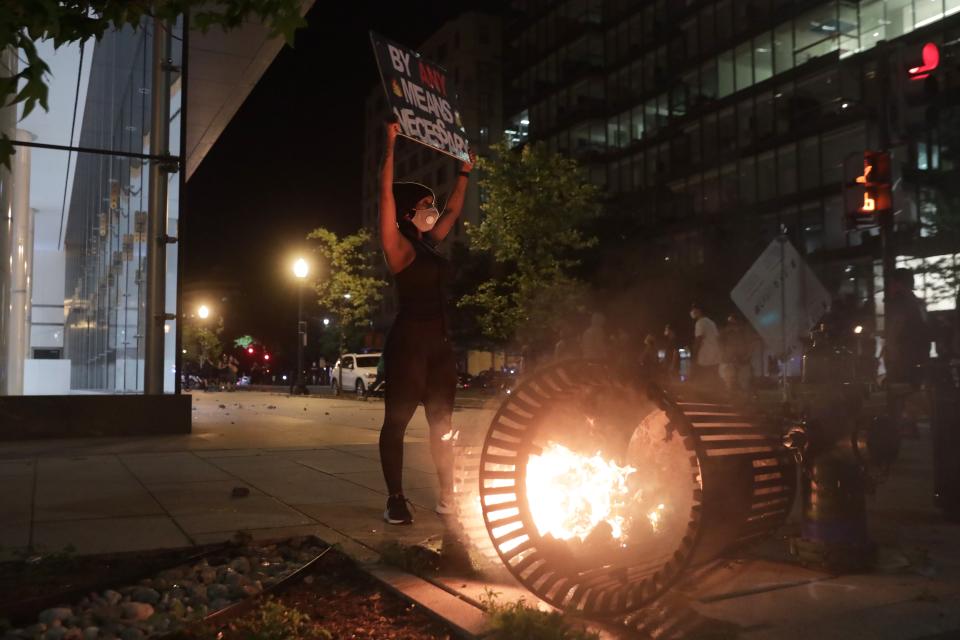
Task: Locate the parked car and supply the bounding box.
[331,353,382,396]
[457,372,474,390]
[473,369,518,395]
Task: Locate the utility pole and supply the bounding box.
[877,40,896,295]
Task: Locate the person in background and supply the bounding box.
[719,314,754,396]
[553,322,581,360]
[662,324,681,383]
[690,303,722,388]
[639,333,660,374]
[581,312,609,359]
[883,268,930,436]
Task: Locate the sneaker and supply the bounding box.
[384,495,414,525]
[436,496,455,516]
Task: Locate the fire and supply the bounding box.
[525,442,636,541]
[647,504,665,532]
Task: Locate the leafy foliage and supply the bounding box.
[231,597,331,640]
[459,142,600,345]
[306,227,386,332]
[479,588,599,640]
[182,317,224,365]
[0,0,305,168]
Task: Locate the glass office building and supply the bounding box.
[504,0,960,316]
[0,20,182,395]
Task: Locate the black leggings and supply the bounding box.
[379,317,456,497]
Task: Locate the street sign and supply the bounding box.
[370,32,470,162]
[731,238,831,359]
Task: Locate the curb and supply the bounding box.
[362,564,491,639]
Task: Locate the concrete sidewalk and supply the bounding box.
[0,391,496,560]
[2,391,959,638]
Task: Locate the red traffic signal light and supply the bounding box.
[908,42,939,81]
[247,347,255,354]
[264,353,271,361]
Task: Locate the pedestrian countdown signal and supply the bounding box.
[846,151,891,230]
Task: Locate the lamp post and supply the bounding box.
[293,258,309,395]
[335,294,351,396]
[197,304,210,320]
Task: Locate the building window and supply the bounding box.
[773,22,793,74]
[718,50,734,97]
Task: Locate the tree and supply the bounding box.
[0,0,304,167]
[306,227,386,336]
[182,317,223,366]
[459,142,600,347]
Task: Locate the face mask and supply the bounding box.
[411,206,439,232]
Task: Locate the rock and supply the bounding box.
[119,628,144,640]
[206,584,229,601]
[239,584,261,597]
[119,603,154,622]
[228,556,251,574]
[208,598,232,612]
[130,587,159,605]
[168,599,186,619]
[198,566,217,584]
[104,591,122,606]
[39,608,73,626]
[82,628,99,640]
[43,628,67,640]
[91,606,121,625]
[187,583,207,602]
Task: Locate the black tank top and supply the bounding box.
[394,239,449,322]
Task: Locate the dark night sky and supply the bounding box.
[183,1,492,356]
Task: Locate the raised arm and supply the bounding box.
[379,122,416,274]
[428,151,475,243]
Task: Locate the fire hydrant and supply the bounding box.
[783,387,900,572]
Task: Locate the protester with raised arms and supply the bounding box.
[377,119,474,525]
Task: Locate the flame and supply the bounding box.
[647,504,665,532]
[525,442,636,541]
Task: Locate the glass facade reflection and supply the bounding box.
[506,0,960,311]
[1,19,182,395]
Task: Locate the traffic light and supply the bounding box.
[247,347,255,355]
[845,151,891,230]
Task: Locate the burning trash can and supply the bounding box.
[461,360,796,615]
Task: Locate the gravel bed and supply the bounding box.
[1,538,328,640]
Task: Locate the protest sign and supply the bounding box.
[370,32,470,162]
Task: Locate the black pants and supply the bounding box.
[379,317,456,497]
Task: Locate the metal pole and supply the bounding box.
[145,18,172,394]
[294,282,307,395]
[779,233,788,401]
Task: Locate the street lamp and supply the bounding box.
[335,293,352,396]
[292,258,310,396]
[197,304,210,319]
